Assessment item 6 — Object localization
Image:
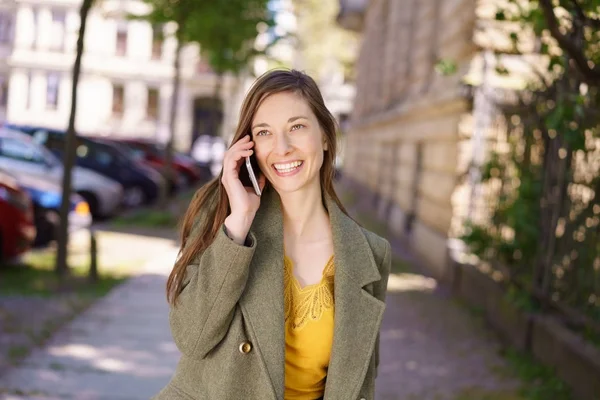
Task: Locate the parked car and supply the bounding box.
[4,124,165,207]
[92,137,185,195]
[102,137,206,186]
[8,170,91,246]
[0,169,36,261]
[0,127,123,218]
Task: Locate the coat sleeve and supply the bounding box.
[374,239,391,377]
[169,224,256,359]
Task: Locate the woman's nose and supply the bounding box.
[274,134,292,155]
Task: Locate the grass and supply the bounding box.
[502,348,572,400]
[0,252,127,297]
[111,209,179,229]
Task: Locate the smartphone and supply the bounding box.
[239,148,262,196]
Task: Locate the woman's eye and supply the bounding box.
[291,124,304,131]
[256,130,269,136]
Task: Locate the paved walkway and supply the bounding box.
[0,240,521,400]
[0,248,181,400]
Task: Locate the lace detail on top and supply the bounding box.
[284,255,335,331]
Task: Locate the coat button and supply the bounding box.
[239,341,252,354]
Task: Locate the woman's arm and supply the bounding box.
[169,225,256,359]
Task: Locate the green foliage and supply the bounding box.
[464,0,600,330]
[434,59,458,76]
[136,0,274,75]
[503,349,572,400]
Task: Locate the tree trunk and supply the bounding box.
[56,0,93,278]
[212,72,223,137]
[160,34,183,209]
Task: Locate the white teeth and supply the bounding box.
[274,161,302,173]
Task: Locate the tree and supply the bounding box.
[191,0,275,136]
[136,0,272,208]
[55,0,95,278]
[292,0,359,83]
[462,0,600,335]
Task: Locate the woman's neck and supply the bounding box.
[279,185,329,241]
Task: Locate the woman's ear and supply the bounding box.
[323,139,328,151]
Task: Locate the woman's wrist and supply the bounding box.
[224,213,255,245]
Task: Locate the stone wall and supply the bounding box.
[343,0,477,277]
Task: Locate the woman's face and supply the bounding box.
[250,91,327,195]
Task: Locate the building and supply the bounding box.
[337,0,480,278]
[0,0,237,151]
[222,0,356,146]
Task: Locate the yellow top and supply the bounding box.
[283,254,335,400]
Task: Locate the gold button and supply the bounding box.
[239,341,252,354]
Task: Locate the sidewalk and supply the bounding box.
[0,248,181,400]
[0,236,522,400]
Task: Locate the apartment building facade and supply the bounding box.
[337,0,480,277]
[0,0,234,151]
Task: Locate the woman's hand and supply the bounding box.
[221,135,266,244]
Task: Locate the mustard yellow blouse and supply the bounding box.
[284,254,335,400]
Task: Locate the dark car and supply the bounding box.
[0,169,36,261]
[5,124,166,207]
[91,137,184,196]
[98,137,207,186]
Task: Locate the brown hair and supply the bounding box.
[167,69,350,305]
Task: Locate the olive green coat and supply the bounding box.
[153,188,391,400]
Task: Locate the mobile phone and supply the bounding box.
[239,148,262,196]
[245,156,261,196]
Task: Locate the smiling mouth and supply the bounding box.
[272,161,303,173]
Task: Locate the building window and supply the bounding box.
[147,88,159,119]
[151,24,163,60]
[31,8,39,49]
[112,84,124,116]
[0,77,8,107]
[116,21,128,57]
[46,73,60,110]
[49,9,66,51]
[0,12,12,44]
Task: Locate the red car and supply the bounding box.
[0,170,36,261]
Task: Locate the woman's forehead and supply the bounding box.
[253,92,312,122]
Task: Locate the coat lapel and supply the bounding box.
[239,188,385,400]
[239,187,285,400]
[323,196,386,400]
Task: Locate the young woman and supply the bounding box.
[153,69,391,400]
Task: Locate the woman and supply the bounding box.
[154,69,391,400]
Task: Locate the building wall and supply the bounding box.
[343,0,477,277]
[0,0,230,152]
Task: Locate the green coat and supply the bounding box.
[153,188,391,400]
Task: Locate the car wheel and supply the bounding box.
[78,192,99,219]
[123,186,146,207]
[34,209,59,247]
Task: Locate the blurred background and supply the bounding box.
[0,0,599,399]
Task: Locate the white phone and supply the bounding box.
[245,156,262,196]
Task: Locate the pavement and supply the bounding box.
[0,232,522,400]
[0,246,181,400]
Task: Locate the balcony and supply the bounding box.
[336,0,368,32]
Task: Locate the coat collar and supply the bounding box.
[239,186,385,400]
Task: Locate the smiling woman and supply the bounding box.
[153,69,391,400]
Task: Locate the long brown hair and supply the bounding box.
[167,69,351,305]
